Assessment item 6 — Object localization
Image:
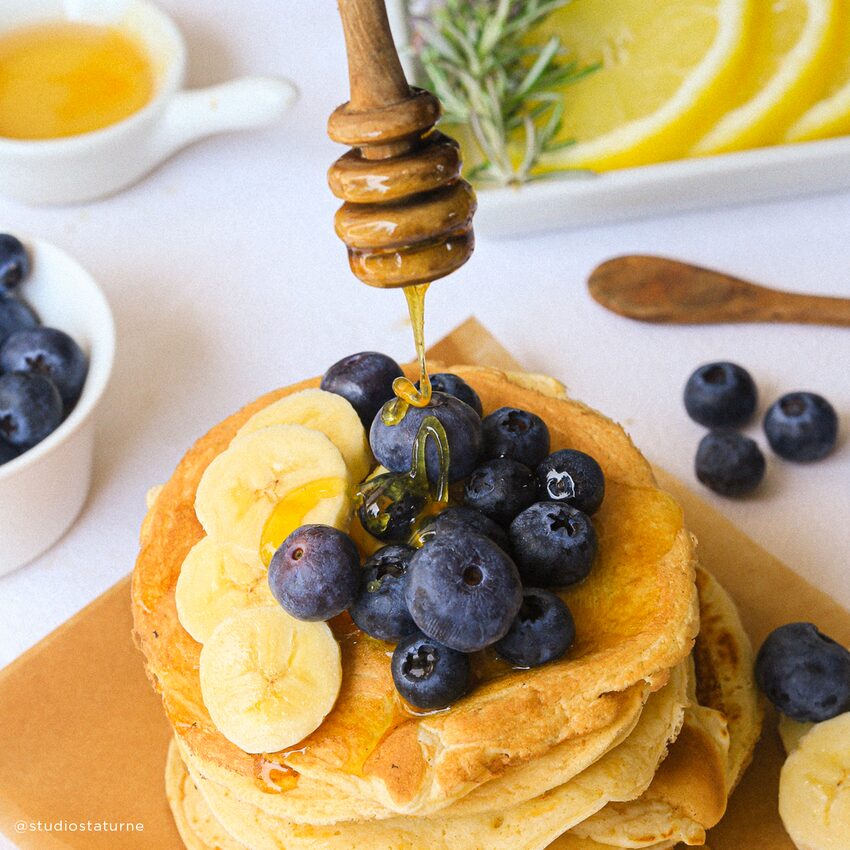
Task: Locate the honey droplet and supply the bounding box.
[260,477,349,566]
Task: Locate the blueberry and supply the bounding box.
[684,362,757,428]
[268,524,360,621]
[405,532,522,652]
[425,506,511,553]
[0,234,30,294]
[371,392,481,484]
[391,631,471,710]
[0,371,63,449]
[755,623,850,723]
[357,471,426,543]
[0,327,88,406]
[695,430,765,497]
[535,449,605,515]
[417,373,482,416]
[481,406,550,467]
[321,351,403,428]
[349,545,418,642]
[464,458,537,526]
[509,502,597,588]
[0,296,39,348]
[0,438,19,466]
[495,589,576,668]
[763,392,838,462]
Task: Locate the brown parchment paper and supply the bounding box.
[1,317,847,849]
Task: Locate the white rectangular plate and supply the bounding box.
[387,0,850,238]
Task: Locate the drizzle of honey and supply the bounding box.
[382,283,432,425]
[0,22,154,140]
[259,477,349,566]
[250,620,523,794]
[355,414,450,545]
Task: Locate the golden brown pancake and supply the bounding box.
[567,568,763,848]
[172,664,689,850]
[134,366,699,819]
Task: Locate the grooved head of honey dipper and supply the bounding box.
[348,230,475,288]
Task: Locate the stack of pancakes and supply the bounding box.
[133,366,762,850]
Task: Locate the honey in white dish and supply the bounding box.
[0,21,154,140]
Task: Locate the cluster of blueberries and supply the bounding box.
[0,234,89,465]
[268,351,606,710]
[684,361,838,497]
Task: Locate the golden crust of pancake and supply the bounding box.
[180,681,649,825]
[173,665,689,850]
[569,567,763,848]
[693,567,763,788]
[134,366,699,817]
[166,738,245,850]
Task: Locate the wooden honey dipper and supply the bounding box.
[328,0,476,289]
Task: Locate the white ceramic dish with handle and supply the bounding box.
[0,237,115,575]
[387,0,850,237]
[0,0,298,205]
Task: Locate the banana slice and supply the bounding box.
[175,537,276,644]
[199,605,342,754]
[238,389,372,483]
[779,712,850,850]
[779,713,815,754]
[195,424,351,552]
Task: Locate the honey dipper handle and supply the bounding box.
[337,0,410,110]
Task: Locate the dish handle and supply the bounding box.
[151,76,298,161]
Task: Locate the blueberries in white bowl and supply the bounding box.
[391,632,471,710]
[405,531,522,653]
[1,327,88,406]
[509,502,597,588]
[0,234,31,294]
[684,361,757,428]
[756,623,850,723]
[0,296,39,347]
[0,235,89,462]
[0,372,63,450]
[763,392,838,462]
[0,436,19,466]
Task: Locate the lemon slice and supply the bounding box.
[693,0,839,154]
[786,8,850,141]
[532,0,752,171]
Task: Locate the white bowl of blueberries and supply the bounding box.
[0,234,115,575]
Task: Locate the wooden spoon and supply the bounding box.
[588,255,850,326]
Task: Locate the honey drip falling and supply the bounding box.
[383,282,432,425]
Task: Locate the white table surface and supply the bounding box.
[0,3,848,841]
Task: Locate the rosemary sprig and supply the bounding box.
[409,0,597,186]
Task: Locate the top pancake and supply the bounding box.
[133,366,699,816]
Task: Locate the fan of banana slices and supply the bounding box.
[175,388,372,754]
